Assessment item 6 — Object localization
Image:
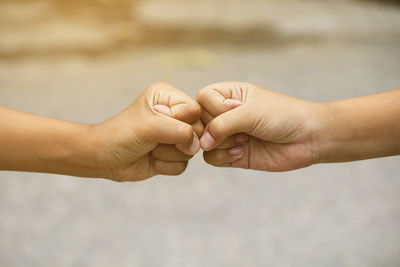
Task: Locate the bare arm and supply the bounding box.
[315,88,400,163]
[197,83,400,171]
[0,106,103,177]
[0,83,202,181]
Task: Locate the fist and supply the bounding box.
[197,82,321,172]
[92,83,203,182]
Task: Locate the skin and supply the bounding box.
[197,82,400,171]
[1,81,399,180]
[0,82,203,182]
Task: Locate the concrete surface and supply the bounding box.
[0,0,400,267]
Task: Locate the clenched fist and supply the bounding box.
[91,83,203,181]
[2,80,398,180]
[197,82,321,172]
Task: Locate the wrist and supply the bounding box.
[310,91,400,163]
[307,102,335,165]
[309,100,358,164]
[23,120,111,178]
[79,123,115,179]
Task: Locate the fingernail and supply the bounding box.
[235,133,249,143]
[223,99,242,108]
[229,146,244,156]
[153,104,172,116]
[200,132,216,151]
[188,136,200,155]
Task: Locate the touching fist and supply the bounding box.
[197,82,323,172]
[92,83,203,182]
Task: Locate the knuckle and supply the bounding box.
[190,103,202,119]
[196,88,208,103]
[198,83,222,99]
[180,102,202,121]
[177,124,193,142]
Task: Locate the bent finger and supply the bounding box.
[215,133,249,149]
[175,131,200,156]
[152,144,193,162]
[200,109,214,126]
[151,82,201,124]
[200,106,253,151]
[203,146,245,165]
[153,160,188,176]
[197,82,244,116]
[192,120,204,138]
[146,116,194,146]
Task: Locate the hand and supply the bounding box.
[91,83,203,182]
[197,82,323,172]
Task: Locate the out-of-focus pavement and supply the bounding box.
[1,0,400,266]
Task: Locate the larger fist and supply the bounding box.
[92,83,203,182]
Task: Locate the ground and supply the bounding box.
[0,0,400,266]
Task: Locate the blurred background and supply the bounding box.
[1,0,400,266]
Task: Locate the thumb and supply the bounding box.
[147,106,200,155]
[200,106,253,151]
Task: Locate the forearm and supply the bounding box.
[0,106,106,178]
[314,88,400,163]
